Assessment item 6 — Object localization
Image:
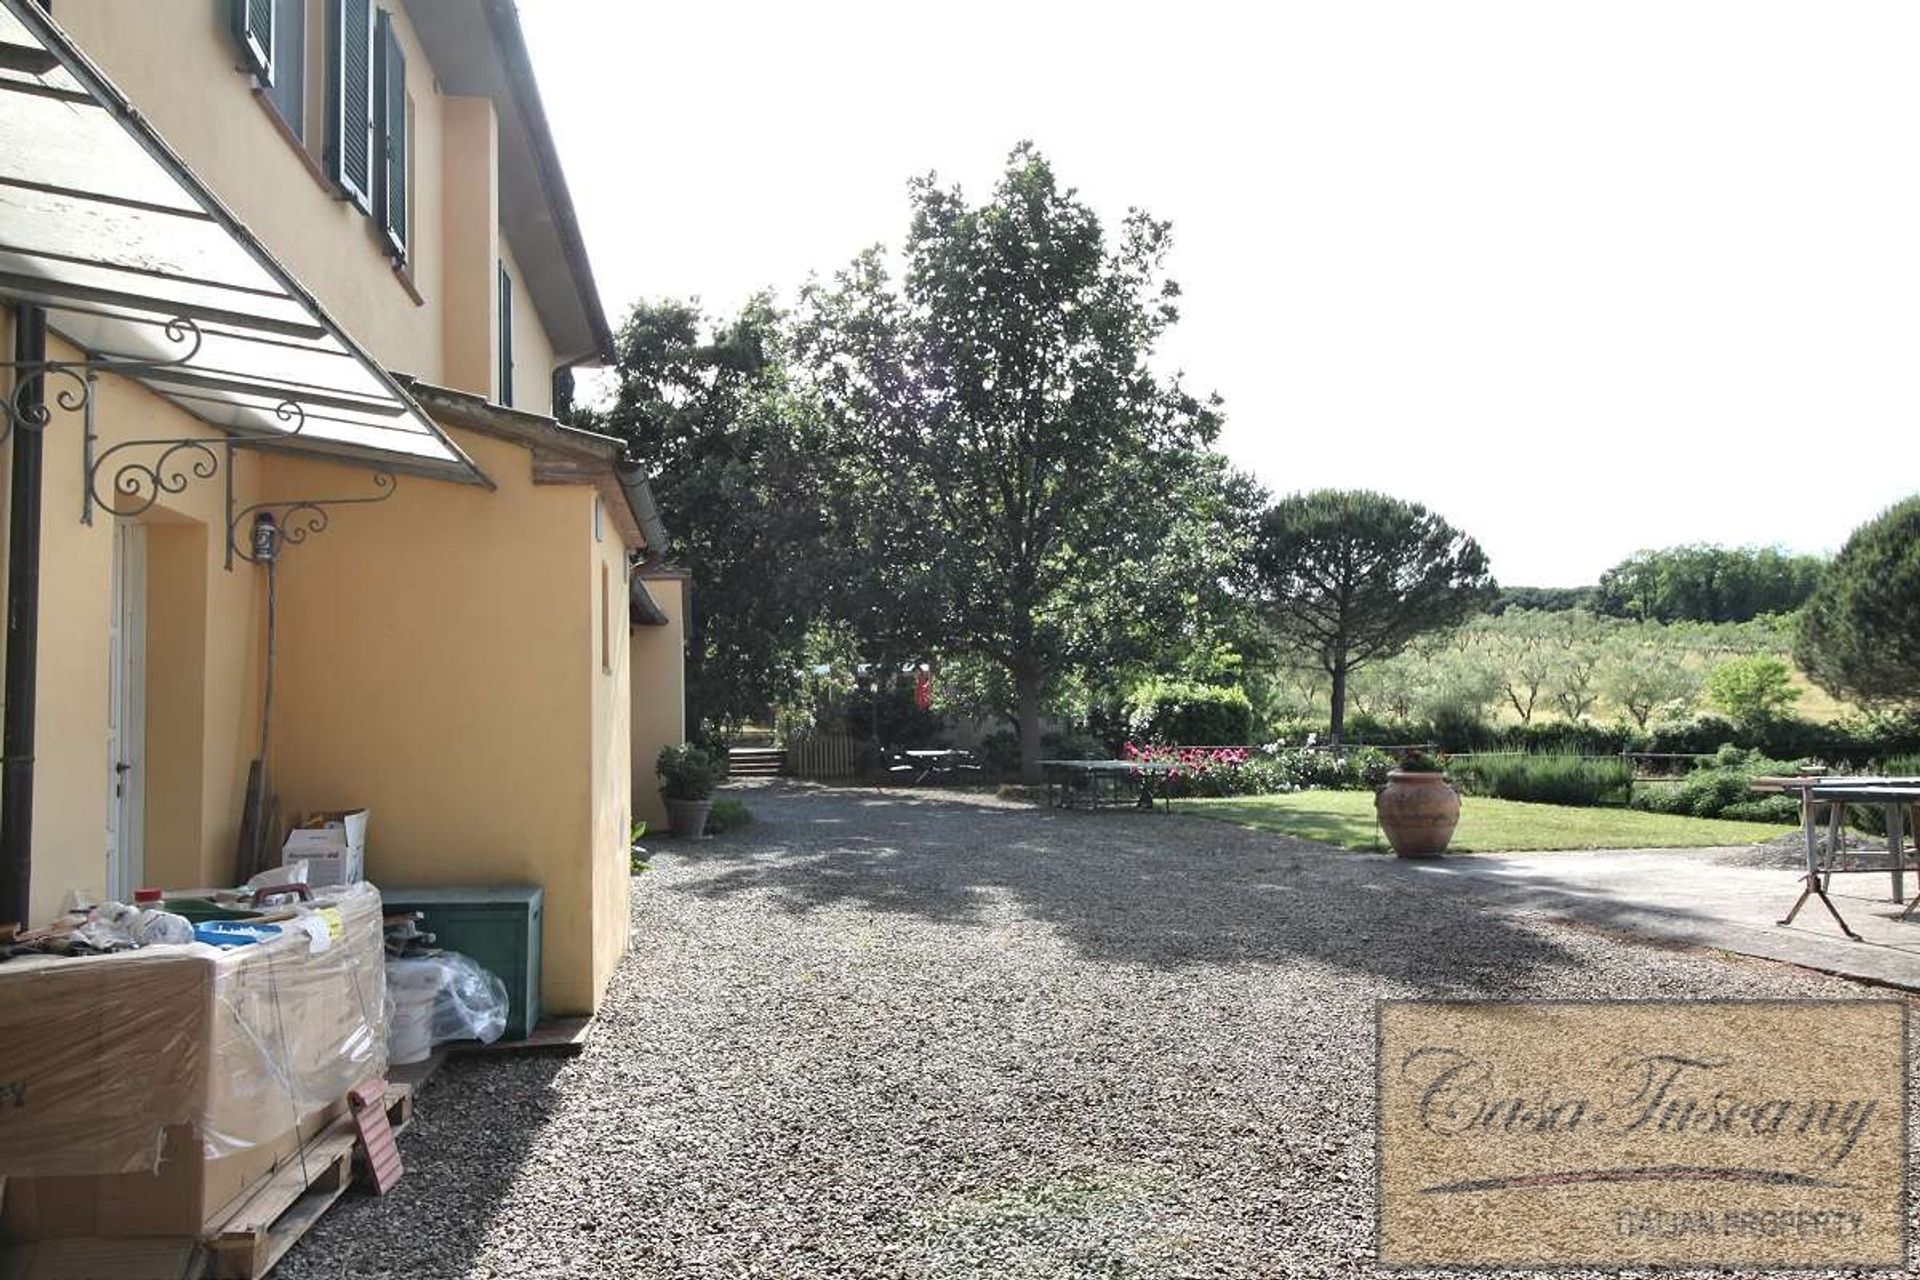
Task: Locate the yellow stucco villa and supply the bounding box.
[0,0,685,1014]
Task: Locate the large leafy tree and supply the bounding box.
[797,144,1230,780]
[1250,490,1496,742]
[1595,545,1825,624]
[579,296,823,742]
[1795,497,1920,709]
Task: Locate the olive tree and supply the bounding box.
[1598,638,1702,728]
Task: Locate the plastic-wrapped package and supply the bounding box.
[199,881,388,1158]
[0,945,208,1178]
[385,951,507,1063]
[0,882,387,1182]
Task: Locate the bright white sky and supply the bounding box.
[520,1,1919,587]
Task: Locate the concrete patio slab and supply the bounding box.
[1397,846,1920,990]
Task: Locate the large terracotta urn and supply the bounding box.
[1375,770,1460,858]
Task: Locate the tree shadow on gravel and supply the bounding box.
[655,785,1723,992]
[273,1056,567,1280]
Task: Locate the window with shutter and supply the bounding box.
[373,9,407,260]
[262,0,305,141]
[498,262,515,406]
[231,0,274,82]
[325,0,374,213]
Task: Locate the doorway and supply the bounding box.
[106,520,146,900]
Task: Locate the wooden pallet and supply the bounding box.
[201,1082,412,1280]
[447,1015,591,1057]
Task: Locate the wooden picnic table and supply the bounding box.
[1752,775,1920,939]
[1038,759,1180,813]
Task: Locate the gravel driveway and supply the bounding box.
[281,783,1890,1280]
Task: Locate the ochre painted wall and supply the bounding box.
[6,382,638,1012]
[261,429,630,1014]
[15,341,268,925]
[587,507,633,1000]
[630,575,689,831]
[439,94,500,400]
[52,4,441,384]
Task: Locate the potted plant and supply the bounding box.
[1374,748,1460,858]
[657,744,719,838]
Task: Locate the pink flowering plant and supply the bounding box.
[1122,742,1262,797]
[1116,741,1395,796]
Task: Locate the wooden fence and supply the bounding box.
[784,730,863,779]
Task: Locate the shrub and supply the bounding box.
[1124,678,1254,745]
[1639,715,1742,756]
[1123,744,1255,798]
[1704,656,1802,727]
[1268,745,1395,791]
[1428,704,1496,752]
[706,797,754,833]
[977,729,1022,776]
[1260,717,1327,748]
[1451,754,1633,808]
[1041,729,1105,761]
[972,727,1102,778]
[1500,721,1635,756]
[1720,796,1802,824]
[656,743,720,801]
[1342,713,1431,746]
[1631,746,1801,821]
[1114,743,1392,797]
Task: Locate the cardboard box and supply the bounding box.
[0,1108,339,1241]
[281,809,368,888]
[0,885,386,1241]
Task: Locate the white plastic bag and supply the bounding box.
[385,951,508,1048]
[134,909,195,946]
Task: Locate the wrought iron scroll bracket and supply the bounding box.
[82,399,307,533]
[52,365,398,568]
[0,315,205,449]
[225,469,398,568]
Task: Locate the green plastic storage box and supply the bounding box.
[379,885,543,1041]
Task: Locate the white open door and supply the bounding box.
[105,521,146,901]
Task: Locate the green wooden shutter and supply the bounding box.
[498,262,514,406]
[230,0,274,82]
[374,9,407,259]
[326,0,374,213]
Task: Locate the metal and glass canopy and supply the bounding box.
[0,0,487,487]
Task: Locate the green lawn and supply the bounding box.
[1188,790,1793,853]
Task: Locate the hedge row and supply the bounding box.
[1267,712,1920,766]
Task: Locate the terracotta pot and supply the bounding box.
[1375,771,1460,858]
[666,798,713,838]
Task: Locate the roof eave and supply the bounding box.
[400,377,669,558]
[482,0,613,365]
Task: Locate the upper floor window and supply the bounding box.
[498,261,515,406]
[231,0,306,142]
[227,0,409,265]
[372,9,408,260]
[324,0,374,214]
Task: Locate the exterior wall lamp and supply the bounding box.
[250,511,281,564]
